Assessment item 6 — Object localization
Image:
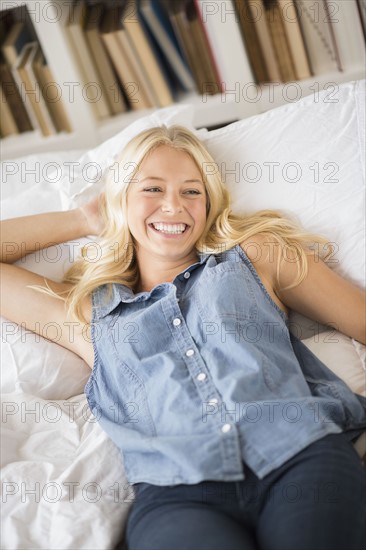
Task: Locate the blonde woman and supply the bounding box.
[1,126,365,550]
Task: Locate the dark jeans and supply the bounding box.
[125,433,366,550]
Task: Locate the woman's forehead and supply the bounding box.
[137,146,203,178]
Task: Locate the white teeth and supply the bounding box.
[151,223,187,234]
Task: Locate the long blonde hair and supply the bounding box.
[36,125,334,323]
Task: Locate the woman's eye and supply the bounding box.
[143,188,201,195]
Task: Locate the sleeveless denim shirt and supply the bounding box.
[85,244,366,485]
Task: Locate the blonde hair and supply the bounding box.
[34,125,334,324]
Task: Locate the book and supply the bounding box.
[189,0,223,93]
[0,8,16,46]
[66,0,111,119]
[247,0,282,82]
[356,0,366,41]
[163,0,202,93]
[8,44,40,132]
[139,0,195,92]
[101,6,154,110]
[264,0,297,82]
[277,0,312,80]
[32,48,72,133]
[0,53,33,133]
[0,83,18,136]
[233,0,270,83]
[122,0,174,107]
[16,42,56,136]
[195,0,256,92]
[164,0,221,94]
[84,3,127,115]
[294,0,339,74]
[2,21,32,66]
[325,0,366,71]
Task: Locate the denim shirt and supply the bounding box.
[85,244,366,485]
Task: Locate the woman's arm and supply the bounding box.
[1,208,91,263]
[274,253,366,345]
[241,235,366,345]
[0,197,104,368]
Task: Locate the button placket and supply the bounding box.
[161,293,240,454]
[164,299,213,393]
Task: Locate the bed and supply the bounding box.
[1,79,365,549]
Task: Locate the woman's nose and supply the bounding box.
[161,193,183,213]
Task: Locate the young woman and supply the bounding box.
[1,125,365,550]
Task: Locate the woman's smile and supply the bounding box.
[148,221,190,237]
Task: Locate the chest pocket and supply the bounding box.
[195,262,258,322]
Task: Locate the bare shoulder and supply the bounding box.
[239,232,280,283]
[0,263,94,369]
[239,234,290,317]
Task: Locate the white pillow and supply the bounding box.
[302,331,365,398]
[201,79,365,290]
[0,150,85,218]
[301,331,366,456]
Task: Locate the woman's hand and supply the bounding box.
[78,194,105,236]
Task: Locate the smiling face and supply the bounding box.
[126,145,207,270]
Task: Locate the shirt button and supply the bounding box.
[186,349,194,357]
[197,372,206,381]
[183,272,190,279]
[221,424,232,433]
[173,318,181,326]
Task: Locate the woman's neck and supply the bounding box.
[134,253,200,294]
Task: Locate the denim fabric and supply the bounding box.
[85,244,366,485]
[126,433,366,550]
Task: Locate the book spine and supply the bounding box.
[123,0,174,107]
[194,0,224,92]
[294,0,339,74]
[33,61,72,133]
[324,0,366,70]
[265,1,297,82]
[195,0,256,93]
[85,28,126,115]
[167,6,202,92]
[0,84,18,136]
[66,2,111,119]
[248,0,282,82]
[233,0,269,83]
[115,29,157,109]
[11,59,40,132]
[277,0,312,80]
[0,62,33,132]
[139,1,195,91]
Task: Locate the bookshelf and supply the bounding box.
[1,0,365,161]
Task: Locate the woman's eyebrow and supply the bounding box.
[140,176,204,186]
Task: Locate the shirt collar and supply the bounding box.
[94,250,212,317]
